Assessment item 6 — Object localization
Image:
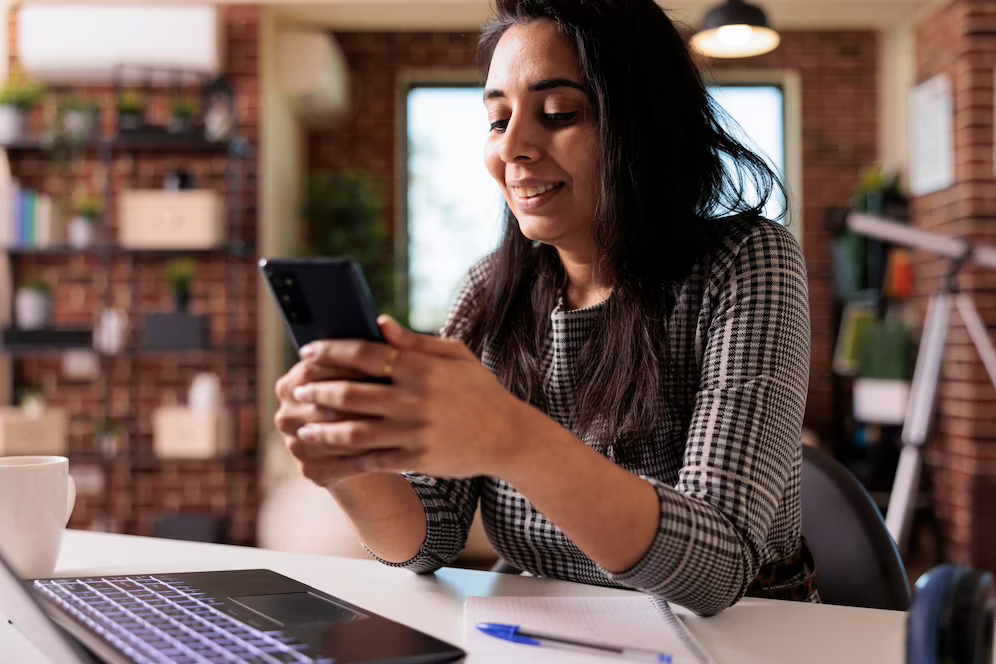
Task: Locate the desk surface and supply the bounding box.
[0,530,926,664]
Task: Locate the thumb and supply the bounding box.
[378,315,473,360]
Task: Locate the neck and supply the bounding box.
[558,248,611,310]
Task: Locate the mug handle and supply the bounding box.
[65,475,77,526]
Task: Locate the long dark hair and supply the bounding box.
[463,0,786,442]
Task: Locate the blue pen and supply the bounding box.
[476,622,673,663]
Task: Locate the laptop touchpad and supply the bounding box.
[230,592,367,627]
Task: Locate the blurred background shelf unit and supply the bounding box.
[0,69,260,546]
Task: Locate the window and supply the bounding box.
[706,84,787,222]
[406,86,502,333]
[405,84,788,333]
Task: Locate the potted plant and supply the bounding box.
[852,318,916,425]
[15,278,53,330]
[0,71,45,144]
[164,258,197,312]
[117,89,145,133]
[169,95,201,135]
[95,419,122,459]
[303,170,399,322]
[17,383,46,417]
[68,193,103,249]
[60,96,100,144]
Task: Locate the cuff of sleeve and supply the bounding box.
[598,477,695,592]
[361,474,460,574]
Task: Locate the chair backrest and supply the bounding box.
[802,444,912,611]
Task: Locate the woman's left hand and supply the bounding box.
[290,316,540,478]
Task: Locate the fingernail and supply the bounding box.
[300,344,317,359]
[298,425,319,441]
[293,385,313,401]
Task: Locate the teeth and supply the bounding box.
[518,183,559,198]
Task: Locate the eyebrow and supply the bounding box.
[484,78,587,101]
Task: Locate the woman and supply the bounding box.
[275,0,813,617]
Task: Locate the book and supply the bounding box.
[465,596,716,664]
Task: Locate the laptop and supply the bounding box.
[0,548,465,663]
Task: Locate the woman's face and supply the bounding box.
[484,20,599,253]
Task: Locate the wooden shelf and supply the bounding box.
[2,134,239,156]
[3,244,254,257]
[1,327,93,352]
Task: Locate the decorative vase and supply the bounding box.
[0,106,28,145]
[168,116,194,135]
[119,110,143,133]
[68,216,96,249]
[15,289,52,330]
[62,109,98,143]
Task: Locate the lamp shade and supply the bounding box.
[690,0,780,59]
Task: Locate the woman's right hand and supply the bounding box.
[274,358,369,488]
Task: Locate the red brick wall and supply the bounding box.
[7,5,261,544]
[308,30,880,442]
[913,0,996,570]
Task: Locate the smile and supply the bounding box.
[513,182,564,199]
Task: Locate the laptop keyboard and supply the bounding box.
[33,575,331,664]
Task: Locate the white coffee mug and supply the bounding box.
[0,456,76,579]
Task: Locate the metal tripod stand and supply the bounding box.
[880,248,996,554]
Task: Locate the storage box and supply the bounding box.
[141,313,210,350]
[153,407,231,460]
[853,378,910,425]
[0,407,68,456]
[118,190,225,249]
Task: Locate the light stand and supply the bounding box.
[846,213,996,554]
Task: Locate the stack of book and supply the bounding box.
[0,182,59,249]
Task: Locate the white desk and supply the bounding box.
[1,530,921,664]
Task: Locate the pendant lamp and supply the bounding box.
[690,0,781,59]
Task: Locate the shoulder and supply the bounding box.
[705,216,807,288]
[439,253,497,339]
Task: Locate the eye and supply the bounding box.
[490,119,509,132]
[544,112,578,125]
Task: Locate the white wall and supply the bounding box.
[258,6,304,473]
[878,23,915,187]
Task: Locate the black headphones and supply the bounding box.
[907,564,995,664]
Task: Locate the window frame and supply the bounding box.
[396,70,484,328]
[704,69,803,248]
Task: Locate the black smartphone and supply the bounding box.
[258,257,386,350]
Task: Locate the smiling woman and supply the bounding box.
[274,0,812,618]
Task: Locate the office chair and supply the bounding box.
[801,443,911,610]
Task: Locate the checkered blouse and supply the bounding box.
[371,217,812,617]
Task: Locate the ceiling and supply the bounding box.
[271,0,936,31]
[13,0,937,31]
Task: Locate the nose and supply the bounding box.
[498,113,542,164]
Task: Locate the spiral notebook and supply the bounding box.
[464,596,716,664]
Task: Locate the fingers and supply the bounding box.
[275,359,365,401]
[299,338,410,381]
[292,380,416,420]
[379,315,475,361]
[296,419,415,454]
[273,401,348,437]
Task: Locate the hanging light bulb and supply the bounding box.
[690,0,781,59]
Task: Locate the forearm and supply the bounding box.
[328,473,427,564]
[499,413,661,574]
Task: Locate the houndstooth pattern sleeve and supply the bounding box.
[364,260,491,574]
[600,222,811,615]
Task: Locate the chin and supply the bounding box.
[514,215,564,244]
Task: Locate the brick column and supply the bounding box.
[913,0,996,570]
